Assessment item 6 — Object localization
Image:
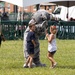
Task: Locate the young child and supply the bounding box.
[45,25,57,68]
[24,23,36,68]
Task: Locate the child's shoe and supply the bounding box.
[23,64,29,68]
[53,62,57,68]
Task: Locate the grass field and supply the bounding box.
[0,39,75,75]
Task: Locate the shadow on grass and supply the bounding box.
[57,65,75,69]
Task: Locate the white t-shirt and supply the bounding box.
[48,34,57,52]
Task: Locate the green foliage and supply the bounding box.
[0,39,75,75]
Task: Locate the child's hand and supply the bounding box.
[46,34,49,38]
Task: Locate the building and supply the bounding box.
[0,1,56,13]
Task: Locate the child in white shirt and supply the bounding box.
[46,25,57,68]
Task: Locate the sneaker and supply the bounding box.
[53,62,57,68]
[23,64,28,68]
[24,65,29,68]
[29,66,33,68]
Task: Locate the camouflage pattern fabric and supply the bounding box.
[23,10,52,67]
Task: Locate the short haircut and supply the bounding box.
[40,5,43,7]
[29,24,35,29]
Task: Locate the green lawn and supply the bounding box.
[0,39,75,75]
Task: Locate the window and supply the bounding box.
[0,2,5,10]
[7,3,10,9]
[53,8,61,14]
[33,5,36,11]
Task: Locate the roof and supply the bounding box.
[40,2,56,6]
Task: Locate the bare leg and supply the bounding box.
[25,56,30,66]
[29,54,34,68]
[47,52,56,67]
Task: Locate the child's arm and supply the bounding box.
[47,34,54,43]
[31,40,36,47]
[46,33,49,39]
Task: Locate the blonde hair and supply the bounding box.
[50,25,56,31]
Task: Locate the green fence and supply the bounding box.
[1,20,75,40]
[48,21,75,39]
[1,20,29,40]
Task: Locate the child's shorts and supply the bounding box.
[48,51,56,55]
[51,51,56,54]
[27,47,34,54]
